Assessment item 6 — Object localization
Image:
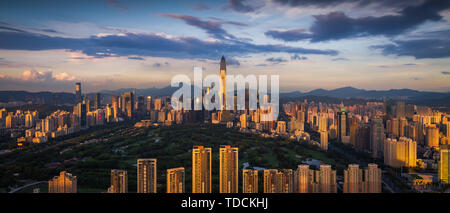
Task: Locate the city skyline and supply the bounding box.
[1,0,450,93]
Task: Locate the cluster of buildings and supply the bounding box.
[48,145,382,193]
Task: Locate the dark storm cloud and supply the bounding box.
[266,0,450,42]
[224,0,263,13]
[265,29,312,42]
[272,0,423,9]
[371,38,450,59]
[159,13,247,40]
[0,26,338,60]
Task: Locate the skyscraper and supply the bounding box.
[75,82,82,103]
[219,145,238,193]
[192,146,212,193]
[93,93,101,110]
[426,125,439,148]
[48,171,77,193]
[337,109,347,143]
[220,55,226,110]
[370,117,385,158]
[439,145,450,183]
[122,92,134,119]
[242,169,258,193]
[108,169,128,193]
[137,159,157,193]
[318,164,337,193]
[167,167,185,193]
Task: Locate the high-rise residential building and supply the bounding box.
[167,167,185,193]
[122,92,134,119]
[111,95,119,120]
[395,101,406,118]
[295,165,313,193]
[75,82,82,102]
[370,117,385,158]
[75,102,87,127]
[363,164,382,193]
[137,159,157,193]
[48,171,77,193]
[391,117,399,137]
[263,169,293,193]
[240,114,247,129]
[242,169,258,193]
[344,164,382,193]
[337,109,347,143]
[192,146,212,193]
[399,117,408,137]
[318,165,337,193]
[108,169,128,193]
[384,137,417,168]
[154,98,162,111]
[220,55,226,110]
[439,145,450,183]
[320,130,328,150]
[295,164,336,193]
[344,164,363,193]
[219,145,239,193]
[426,125,439,148]
[93,93,101,110]
[276,121,287,133]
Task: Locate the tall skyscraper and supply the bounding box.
[219,145,238,193]
[242,169,258,193]
[146,96,152,112]
[122,92,134,119]
[108,169,128,193]
[344,164,382,193]
[167,167,185,193]
[370,117,385,158]
[93,93,101,110]
[439,145,450,183]
[75,82,82,102]
[192,146,212,193]
[337,109,347,143]
[318,164,337,193]
[48,171,77,193]
[220,55,226,110]
[137,159,157,193]
[295,165,313,193]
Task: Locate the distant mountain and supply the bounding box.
[280,86,449,101]
[0,91,75,105]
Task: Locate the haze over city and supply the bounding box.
[0,0,449,93]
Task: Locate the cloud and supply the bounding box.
[255,63,268,67]
[158,13,247,40]
[371,38,450,59]
[266,0,450,42]
[272,0,423,9]
[226,57,241,66]
[128,56,145,60]
[22,70,54,82]
[332,57,350,61]
[224,0,263,13]
[0,26,338,60]
[153,62,170,68]
[0,70,76,83]
[266,57,288,64]
[291,54,307,60]
[265,29,312,42]
[442,71,450,75]
[54,72,76,81]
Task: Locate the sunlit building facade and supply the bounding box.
[192,146,212,193]
[137,158,157,193]
[219,145,238,193]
